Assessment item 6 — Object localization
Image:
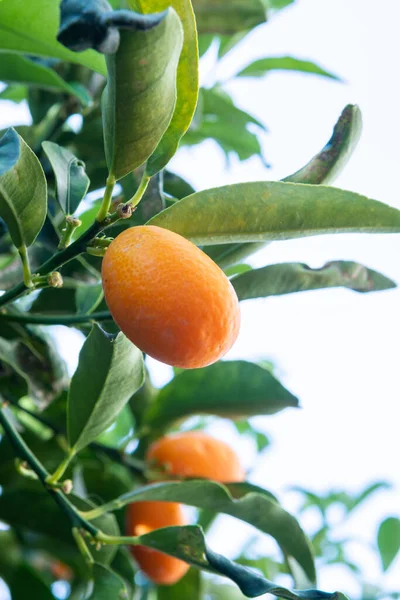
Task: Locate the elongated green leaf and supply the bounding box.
[129,0,198,176]
[89,564,128,600]
[42,141,90,215]
[231,261,396,300]
[68,324,144,452]
[0,0,106,75]
[102,9,183,180]
[204,242,267,269]
[377,517,400,571]
[192,0,266,34]
[148,181,400,245]
[145,360,298,428]
[76,283,104,314]
[236,56,340,80]
[0,129,47,249]
[136,524,346,599]
[107,479,314,581]
[0,53,90,104]
[283,105,362,185]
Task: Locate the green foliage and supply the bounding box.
[0,129,47,248]
[0,1,397,599]
[149,181,400,244]
[377,517,400,572]
[42,141,90,215]
[68,324,144,452]
[145,360,298,429]
[102,9,183,179]
[231,261,396,300]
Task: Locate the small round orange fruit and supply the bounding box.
[147,431,245,482]
[101,226,240,368]
[126,501,189,585]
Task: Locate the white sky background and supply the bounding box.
[0,0,399,598]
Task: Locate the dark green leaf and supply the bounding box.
[76,283,104,314]
[9,564,54,600]
[136,524,344,599]
[42,141,90,215]
[231,261,396,301]
[236,56,340,80]
[283,105,362,185]
[88,563,128,600]
[68,323,144,452]
[0,337,29,401]
[131,0,199,176]
[102,9,183,180]
[109,479,314,581]
[30,287,78,315]
[377,517,400,571]
[58,0,167,54]
[163,170,196,199]
[0,128,20,176]
[148,181,400,245]
[0,53,91,104]
[0,128,47,249]
[145,360,298,428]
[192,0,266,34]
[0,0,106,75]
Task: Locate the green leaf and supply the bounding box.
[0,128,20,176]
[0,84,27,103]
[0,0,106,75]
[236,56,340,80]
[283,105,362,185]
[95,404,135,449]
[0,53,91,104]
[204,242,267,270]
[145,360,298,428]
[130,0,199,176]
[68,323,144,452]
[113,479,314,582]
[192,0,266,34]
[102,9,183,180]
[157,568,202,600]
[163,170,196,199]
[9,564,54,600]
[0,128,47,249]
[231,261,396,300]
[377,517,400,571]
[76,283,104,315]
[183,86,267,163]
[58,0,167,54]
[148,181,400,245]
[42,141,90,215]
[89,564,128,600]
[136,524,344,599]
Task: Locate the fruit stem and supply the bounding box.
[130,174,150,209]
[18,245,33,288]
[46,448,76,485]
[96,175,116,223]
[0,402,98,537]
[95,531,139,546]
[58,216,83,249]
[72,528,94,565]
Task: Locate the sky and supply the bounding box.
[0,0,399,598]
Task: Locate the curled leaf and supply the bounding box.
[58,0,168,54]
